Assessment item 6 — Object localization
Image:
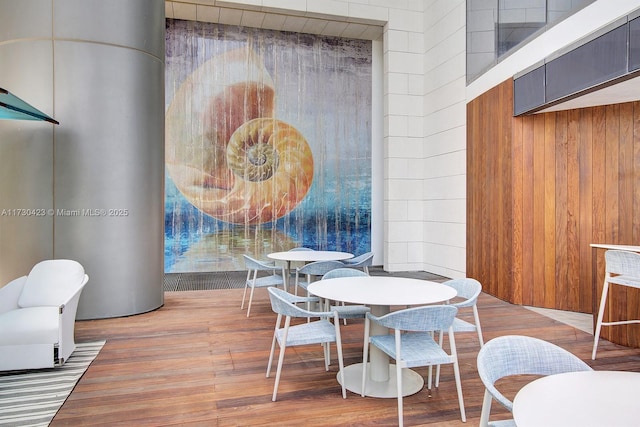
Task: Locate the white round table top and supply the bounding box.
[307,276,456,306]
[513,370,640,427]
[267,250,353,263]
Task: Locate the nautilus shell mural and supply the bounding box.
[166,47,314,224]
[165,20,372,272]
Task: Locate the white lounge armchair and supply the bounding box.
[0,259,89,371]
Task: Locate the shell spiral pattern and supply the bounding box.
[166,47,314,225]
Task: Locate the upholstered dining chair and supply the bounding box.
[242,254,285,317]
[361,305,465,427]
[286,246,314,277]
[592,249,640,359]
[294,260,344,297]
[266,287,346,401]
[434,278,484,386]
[443,278,484,345]
[321,268,370,324]
[477,335,592,427]
[340,251,374,274]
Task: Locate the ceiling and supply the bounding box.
[165,1,384,41]
[537,75,640,113]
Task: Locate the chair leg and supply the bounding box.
[479,389,493,427]
[452,359,466,422]
[322,342,330,370]
[241,284,248,310]
[246,285,256,317]
[592,280,610,360]
[449,331,466,422]
[241,270,251,309]
[342,301,348,325]
[396,362,404,427]
[361,318,371,397]
[266,321,280,378]
[272,318,291,402]
[333,313,347,399]
[272,345,286,402]
[473,305,484,346]
[434,329,444,388]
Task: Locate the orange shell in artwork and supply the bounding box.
[166,48,314,224]
[181,118,314,224]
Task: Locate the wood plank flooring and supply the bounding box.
[52,287,640,426]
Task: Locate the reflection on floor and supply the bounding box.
[164,267,594,335]
[525,306,593,334]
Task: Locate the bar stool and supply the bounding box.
[592,249,640,359]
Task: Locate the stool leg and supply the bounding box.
[592,279,610,360]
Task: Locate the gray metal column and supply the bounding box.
[53,0,165,318]
[0,0,165,318]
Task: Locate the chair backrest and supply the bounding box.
[268,286,326,318]
[605,250,640,277]
[288,247,314,251]
[298,260,344,276]
[443,278,482,308]
[371,305,457,332]
[243,254,279,272]
[18,259,87,308]
[322,268,368,279]
[347,252,374,265]
[477,335,592,411]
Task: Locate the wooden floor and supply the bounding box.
[53,288,640,426]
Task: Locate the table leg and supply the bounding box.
[369,304,391,381]
[283,260,291,293]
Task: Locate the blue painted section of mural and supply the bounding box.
[165,19,372,272]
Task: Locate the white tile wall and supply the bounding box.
[424,126,466,157]
[387,200,409,221]
[172,2,197,20]
[424,199,465,224]
[386,136,424,158]
[306,1,349,18]
[434,150,466,177]
[424,176,466,207]
[387,72,409,94]
[197,6,221,22]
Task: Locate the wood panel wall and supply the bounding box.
[467,79,640,347]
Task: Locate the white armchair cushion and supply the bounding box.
[0,276,26,315]
[18,260,85,308]
[0,306,60,345]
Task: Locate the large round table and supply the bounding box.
[513,370,640,427]
[307,276,457,398]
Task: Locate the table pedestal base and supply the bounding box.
[337,362,424,398]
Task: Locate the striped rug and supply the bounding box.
[0,341,105,426]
